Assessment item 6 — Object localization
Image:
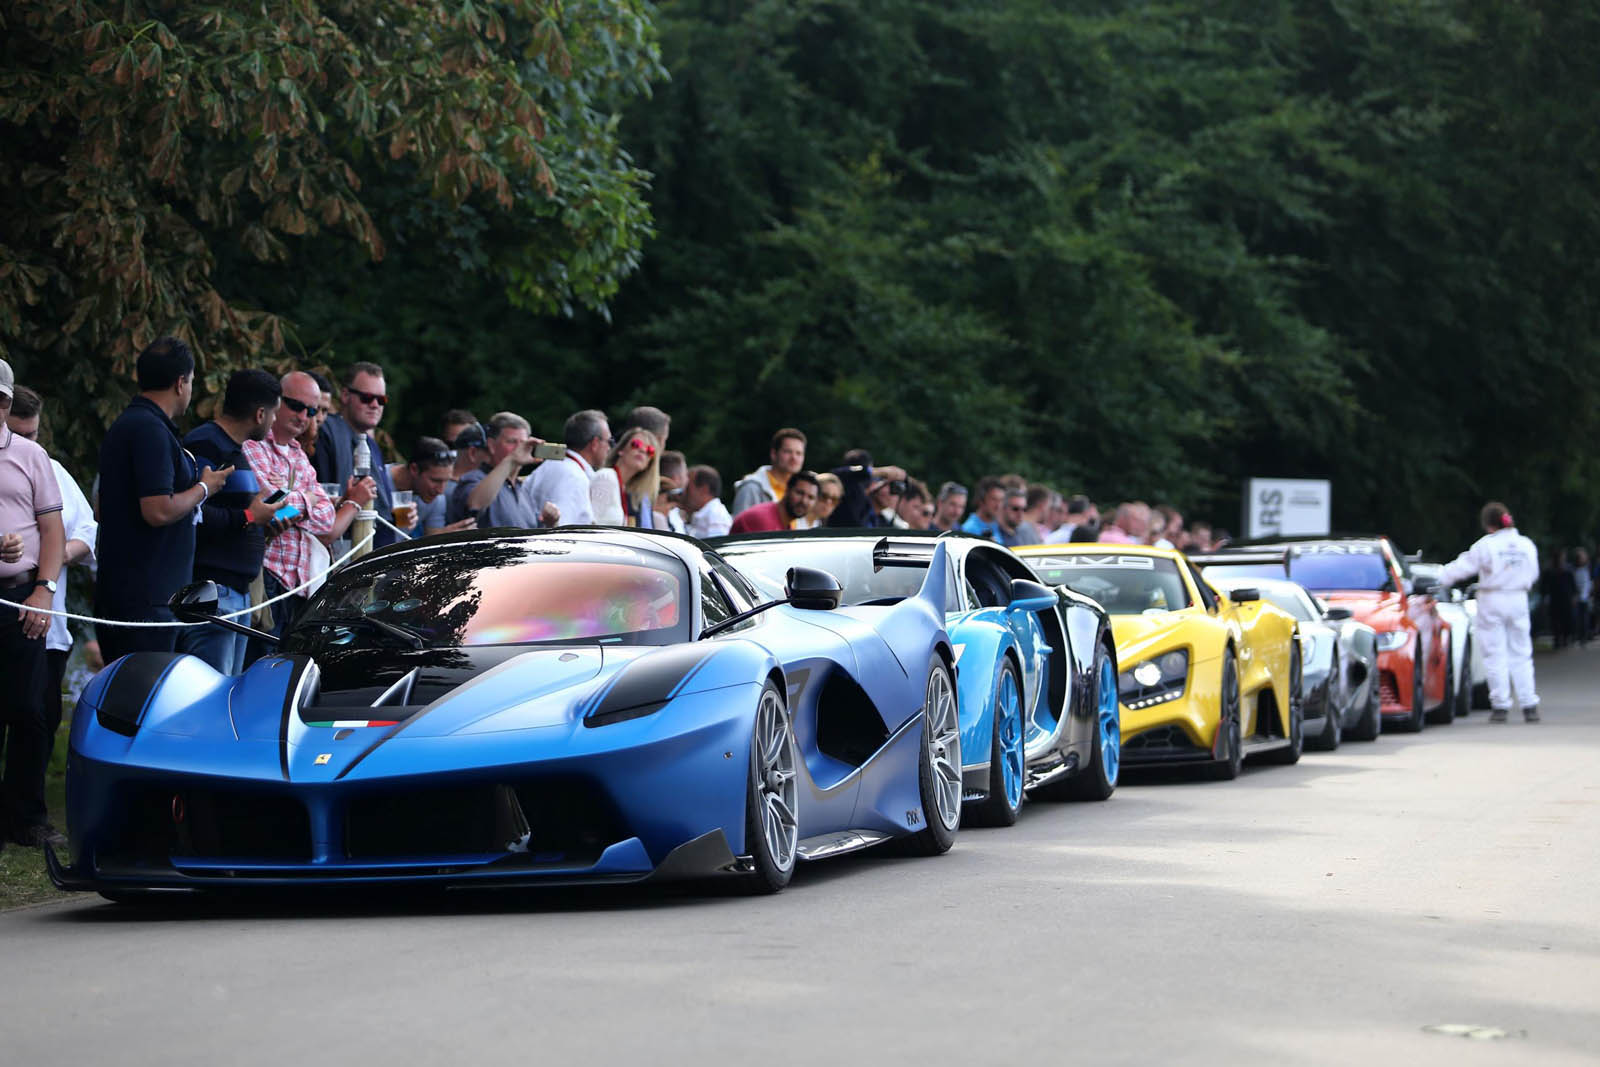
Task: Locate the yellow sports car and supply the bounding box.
[1016,544,1303,779]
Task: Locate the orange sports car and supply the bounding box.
[1197,537,1452,731]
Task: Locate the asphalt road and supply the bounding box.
[4,652,1597,1066]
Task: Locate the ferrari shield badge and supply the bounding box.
[314,753,332,766]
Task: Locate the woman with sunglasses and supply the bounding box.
[589,429,662,528]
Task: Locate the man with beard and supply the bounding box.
[728,470,822,534]
[177,369,285,673]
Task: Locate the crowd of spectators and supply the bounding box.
[0,338,1239,854]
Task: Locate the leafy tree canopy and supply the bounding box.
[0,0,661,474]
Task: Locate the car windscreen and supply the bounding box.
[289,539,690,649]
[1285,547,1392,592]
[1024,554,1190,614]
[717,540,934,606]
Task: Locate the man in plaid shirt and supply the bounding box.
[243,372,373,634]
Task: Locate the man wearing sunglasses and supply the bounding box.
[312,361,399,548]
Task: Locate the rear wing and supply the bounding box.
[1186,549,1289,572]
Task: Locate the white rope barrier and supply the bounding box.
[0,529,377,628]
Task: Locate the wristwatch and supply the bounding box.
[34,578,57,594]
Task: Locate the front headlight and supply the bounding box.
[1375,629,1409,652]
[1119,649,1189,709]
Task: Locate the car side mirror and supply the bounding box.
[1324,606,1353,621]
[1229,587,1261,603]
[170,580,220,621]
[1410,576,1439,597]
[786,566,843,610]
[1007,578,1059,614]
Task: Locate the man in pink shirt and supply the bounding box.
[0,358,67,850]
[1098,502,1149,544]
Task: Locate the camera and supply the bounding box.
[886,479,908,494]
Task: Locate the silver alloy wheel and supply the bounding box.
[756,688,798,872]
[925,665,963,831]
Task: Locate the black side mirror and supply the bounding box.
[1229,587,1261,603]
[170,580,220,620]
[1324,606,1353,621]
[1410,575,1439,597]
[786,566,844,610]
[168,578,278,652]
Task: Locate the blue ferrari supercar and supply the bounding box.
[50,529,962,898]
[714,531,1119,828]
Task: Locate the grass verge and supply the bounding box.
[0,722,70,911]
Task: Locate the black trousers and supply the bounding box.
[45,648,68,762]
[95,604,179,662]
[0,585,50,834]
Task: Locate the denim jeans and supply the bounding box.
[175,583,251,674]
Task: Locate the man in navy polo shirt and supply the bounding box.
[95,337,231,661]
[176,369,282,673]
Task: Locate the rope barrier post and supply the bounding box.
[352,436,376,561]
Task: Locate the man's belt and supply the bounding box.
[0,568,39,591]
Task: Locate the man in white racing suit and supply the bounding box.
[1437,502,1540,722]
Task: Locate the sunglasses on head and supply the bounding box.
[415,449,456,465]
[350,388,387,406]
[281,396,316,415]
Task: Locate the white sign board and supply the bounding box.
[1244,478,1331,539]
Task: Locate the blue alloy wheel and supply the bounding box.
[1000,667,1025,808]
[1097,654,1120,788]
[968,658,1026,826]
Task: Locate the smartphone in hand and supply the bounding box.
[534,442,568,461]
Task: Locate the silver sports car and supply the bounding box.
[1206,574,1381,748]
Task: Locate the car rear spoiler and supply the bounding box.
[1186,549,1289,570]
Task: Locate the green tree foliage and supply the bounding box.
[596,0,1600,549]
[0,0,659,474]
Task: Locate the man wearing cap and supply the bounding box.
[0,358,68,850]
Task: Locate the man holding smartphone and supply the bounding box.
[177,369,284,673]
[448,412,560,529]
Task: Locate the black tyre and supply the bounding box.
[1349,677,1382,741]
[900,656,962,856]
[1203,651,1243,781]
[1425,646,1455,726]
[741,681,798,893]
[1044,641,1119,802]
[1261,645,1304,765]
[1309,676,1341,751]
[966,658,1025,827]
[1454,641,1472,717]
[1391,656,1426,733]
